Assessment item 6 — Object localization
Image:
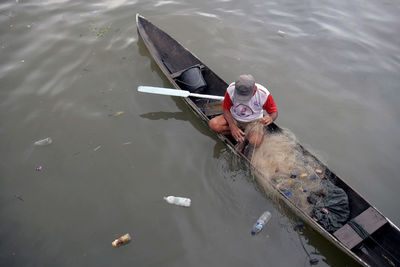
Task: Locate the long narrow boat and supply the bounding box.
[136,14,400,267]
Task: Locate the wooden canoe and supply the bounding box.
[136,14,400,267]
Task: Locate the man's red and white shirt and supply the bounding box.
[222,82,277,122]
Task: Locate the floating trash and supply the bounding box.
[296,221,304,229]
[251,211,272,235]
[113,111,124,117]
[112,233,131,247]
[277,30,286,37]
[93,145,101,151]
[164,196,191,207]
[34,137,52,146]
[35,166,43,171]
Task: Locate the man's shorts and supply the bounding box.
[234,118,264,137]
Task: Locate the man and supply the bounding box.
[209,74,278,148]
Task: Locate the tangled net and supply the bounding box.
[251,128,326,214]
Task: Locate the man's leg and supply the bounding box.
[209,115,231,135]
[245,121,264,147]
[247,131,264,147]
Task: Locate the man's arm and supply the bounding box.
[260,111,278,126]
[261,93,278,126]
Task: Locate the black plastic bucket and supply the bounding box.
[179,66,207,93]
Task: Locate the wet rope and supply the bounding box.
[348,220,369,239]
[294,223,320,265]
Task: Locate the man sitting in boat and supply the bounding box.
[209,74,278,149]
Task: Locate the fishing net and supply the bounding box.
[250,127,327,214]
[250,126,350,231]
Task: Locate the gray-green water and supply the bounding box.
[1,0,399,266]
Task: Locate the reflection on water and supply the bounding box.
[140,110,225,158]
[140,110,187,120]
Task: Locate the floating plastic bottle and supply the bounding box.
[34,137,53,146]
[251,211,271,235]
[112,233,131,247]
[277,30,286,37]
[164,196,191,207]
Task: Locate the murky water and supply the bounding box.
[1,0,399,266]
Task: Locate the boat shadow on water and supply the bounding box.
[139,107,226,159]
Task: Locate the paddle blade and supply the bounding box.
[138,86,190,98]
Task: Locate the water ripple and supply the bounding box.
[91,0,128,9]
[153,0,181,7]
[195,11,220,19]
[268,8,297,19]
[40,0,70,5]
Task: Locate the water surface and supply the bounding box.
[1,0,400,266]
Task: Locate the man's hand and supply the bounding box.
[223,109,246,143]
[230,124,245,143]
[260,115,273,126]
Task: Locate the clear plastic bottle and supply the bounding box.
[112,233,131,247]
[164,196,191,207]
[251,211,271,235]
[34,137,53,146]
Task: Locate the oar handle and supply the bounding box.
[189,93,224,101]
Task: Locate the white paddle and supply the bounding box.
[138,86,224,101]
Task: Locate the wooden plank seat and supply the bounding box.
[333,207,387,249]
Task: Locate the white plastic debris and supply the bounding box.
[34,137,52,146]
[277,30,286,37]
[164,196,191,207]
